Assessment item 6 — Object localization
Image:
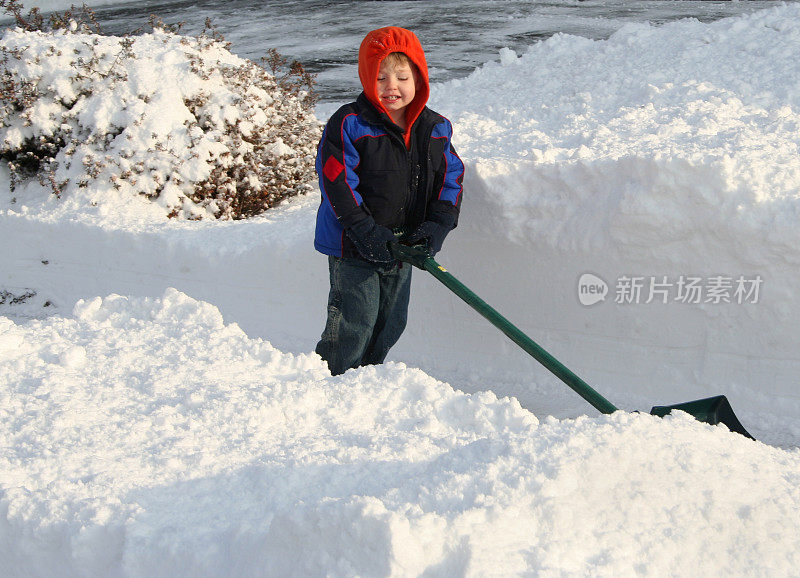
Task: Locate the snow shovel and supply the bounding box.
[391,243,755,439]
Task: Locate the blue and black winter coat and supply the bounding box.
[314,93,464,258]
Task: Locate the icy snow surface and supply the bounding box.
[2,5,800,576]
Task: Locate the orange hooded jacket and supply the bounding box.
[314,27,464,259]
[358,26,430,147]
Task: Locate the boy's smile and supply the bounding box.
[377,60,417,127]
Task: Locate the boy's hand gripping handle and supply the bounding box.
[390,243,432,269]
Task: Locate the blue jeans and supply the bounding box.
[316,256,412,375]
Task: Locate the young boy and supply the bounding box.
[314,26,464,375]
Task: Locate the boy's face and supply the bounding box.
[376,59,417,116]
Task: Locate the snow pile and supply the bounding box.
[1,27,319,220]
[1,289,798,576]
[431,4,800,257]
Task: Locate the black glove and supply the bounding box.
[346,216,397,264]
[405,212,456,257]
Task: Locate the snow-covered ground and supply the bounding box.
[2,5,800,576]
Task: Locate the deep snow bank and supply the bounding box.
[1,289,798,576]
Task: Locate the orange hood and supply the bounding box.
[358,26,430,139]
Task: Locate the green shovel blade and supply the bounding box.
[650,395,754,439]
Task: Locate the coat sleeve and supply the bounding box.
[429,118,464,223]
[316,111,370,229]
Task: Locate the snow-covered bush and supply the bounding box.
[0,8,321,219]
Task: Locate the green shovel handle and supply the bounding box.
[390,243,619,415]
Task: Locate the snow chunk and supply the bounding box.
[58,344,87,368]
[498,47,518,66]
